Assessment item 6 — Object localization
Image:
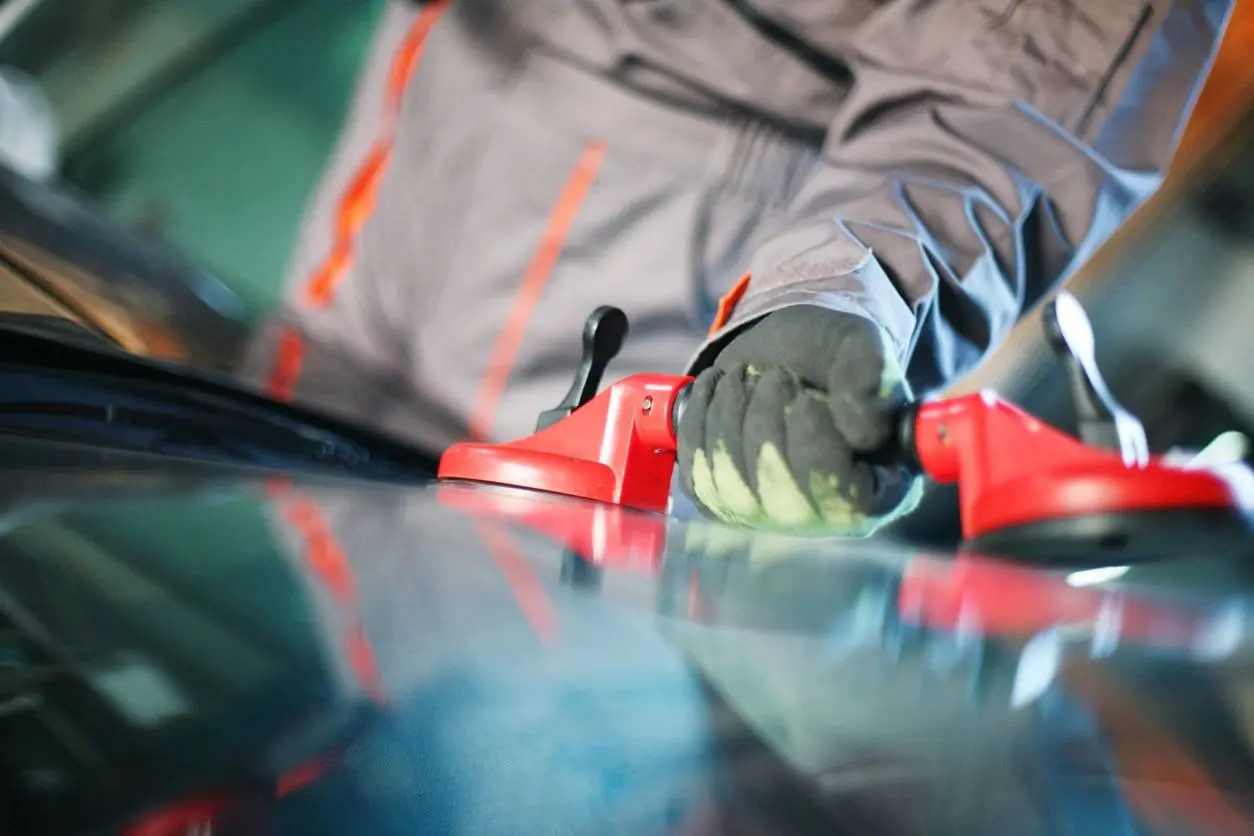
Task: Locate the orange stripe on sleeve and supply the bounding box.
[707,271,751,338]
[464,139,609,442]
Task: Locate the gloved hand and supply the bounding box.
[678,306,923,536]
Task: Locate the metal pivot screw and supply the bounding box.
[642,395,654,415]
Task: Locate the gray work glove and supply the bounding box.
[677,306,923,536]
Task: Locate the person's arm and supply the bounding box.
[692,0,1235,392]
[677,0,1234,533]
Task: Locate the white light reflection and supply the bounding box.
[1186,431,1250,469]
[1065,565,1129,587]
[1090,596,1123,659]
[1012,628,1064,708]
[1193,601,1246,662]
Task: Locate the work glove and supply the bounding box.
[677,306,923,536]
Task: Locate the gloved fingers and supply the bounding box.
[829,315,890,396]
[782,392,878,533]
[679,365,763,524]
[700,363,763,523]
[677,368,720,519]
[680,306,925,535]
[713,310,833,386]
[741,367,805,525]
[829,321,909,453]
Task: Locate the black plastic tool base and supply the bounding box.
[964,507,1254,565]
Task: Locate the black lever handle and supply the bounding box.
[536,306,629,431]
[1042,291,1148,466]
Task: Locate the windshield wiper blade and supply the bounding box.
[0,328,438,478]
[0,385,373,472]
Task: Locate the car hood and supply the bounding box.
[2,438,1254,836]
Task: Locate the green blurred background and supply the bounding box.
[0,0,386,320]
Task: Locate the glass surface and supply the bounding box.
[2,455,1253,835]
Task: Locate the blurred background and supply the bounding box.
[0,0,384,318]
[0,0,1249,544]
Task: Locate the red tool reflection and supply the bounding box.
[439,481,1232,660]
[898,552,1221,654]
[437,482,668,574]
[122,748,353,836]
[120,794,234,836]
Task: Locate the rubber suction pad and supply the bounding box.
[964,508,1254,565]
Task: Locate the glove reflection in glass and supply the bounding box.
[678,306,923,535]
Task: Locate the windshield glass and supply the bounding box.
[3,469,1254,834]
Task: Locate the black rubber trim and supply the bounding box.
[0,327,440,479]
[671,382,693,439]
[894,401,923,472]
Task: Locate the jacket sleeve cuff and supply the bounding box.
[685,259,918,376]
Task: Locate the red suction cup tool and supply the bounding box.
[440,294,1251,565]
[897,292,1251,559]
[438,306,693,514]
